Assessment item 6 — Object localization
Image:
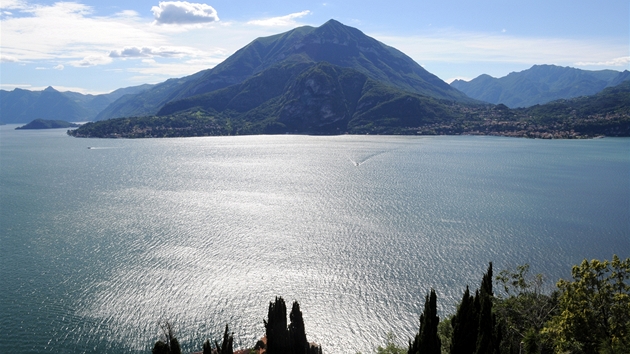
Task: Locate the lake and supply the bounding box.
[1,125,628,353]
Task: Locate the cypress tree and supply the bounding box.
[289,301,309,354]
[474,262,496,354]
[169,338,181,354]
[450,286,479,354]
[474,292,494,354]
[215,324,234,354]
[480,262,493,298]
[153,341,169,354]
[265,297,290,354]
[203,339,212,354]
[409,289,441,354]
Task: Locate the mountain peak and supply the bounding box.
[318,19,351,32]
[309,18,364,44]
[43,86,57,92]
[95,19,473,120]
[321,19,343,27]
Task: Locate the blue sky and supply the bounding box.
[1,0,628,94]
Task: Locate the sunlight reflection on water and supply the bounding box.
[1,129,628,353]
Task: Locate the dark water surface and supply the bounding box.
[1,125,628,353]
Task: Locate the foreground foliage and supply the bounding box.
[152,256,628,354]
[542,255,630,354]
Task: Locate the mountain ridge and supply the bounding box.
[94,19,474,121]
[451,65,629,108]
[0,84,154,124]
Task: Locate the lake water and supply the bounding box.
[1,125,628,353]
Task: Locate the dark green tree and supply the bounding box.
[213,324,234,354]
[289,301,309,354]
[494,264,558,353]
[450,286,479,354]
[450,263,499,354]
[203,339,212,354]
[203,325,233,354]
[474,262,501,354]
[409,289,441,354]
[153,341,170,354]
[265,297,291,354]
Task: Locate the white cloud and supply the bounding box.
[247,10,311,27]
[0,54,19,63]
[70,55,113,67]
[127,57,224,78]
[116,10,140,18]
[0,83,36,90]
[1,1,168,63]
[54,64,65,70]
[152,1,219,25]
[574,56,630,67]
[109,46,201,58]
[110,47,152,58]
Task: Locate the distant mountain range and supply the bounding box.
[451,65,630,108]
[0,84,153,124]
[2,19,628,138]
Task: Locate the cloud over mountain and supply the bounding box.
[109,46,199,58]
[575,56,630,67]
[247,10,310,27]
[151,1,219,25]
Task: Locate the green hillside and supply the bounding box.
[94,19,473,121]
[16,118,79,129]
[69,79,630,139]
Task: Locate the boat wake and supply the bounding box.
[348,150,391,167]
[87,146,119,150]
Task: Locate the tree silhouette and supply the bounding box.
[408,289,441,354]
[265,297,291,354]
[290,301,309,354]
[153,322,181,354]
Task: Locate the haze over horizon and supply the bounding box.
[1,0,628,94]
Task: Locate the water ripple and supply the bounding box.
[1,132,628,353]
